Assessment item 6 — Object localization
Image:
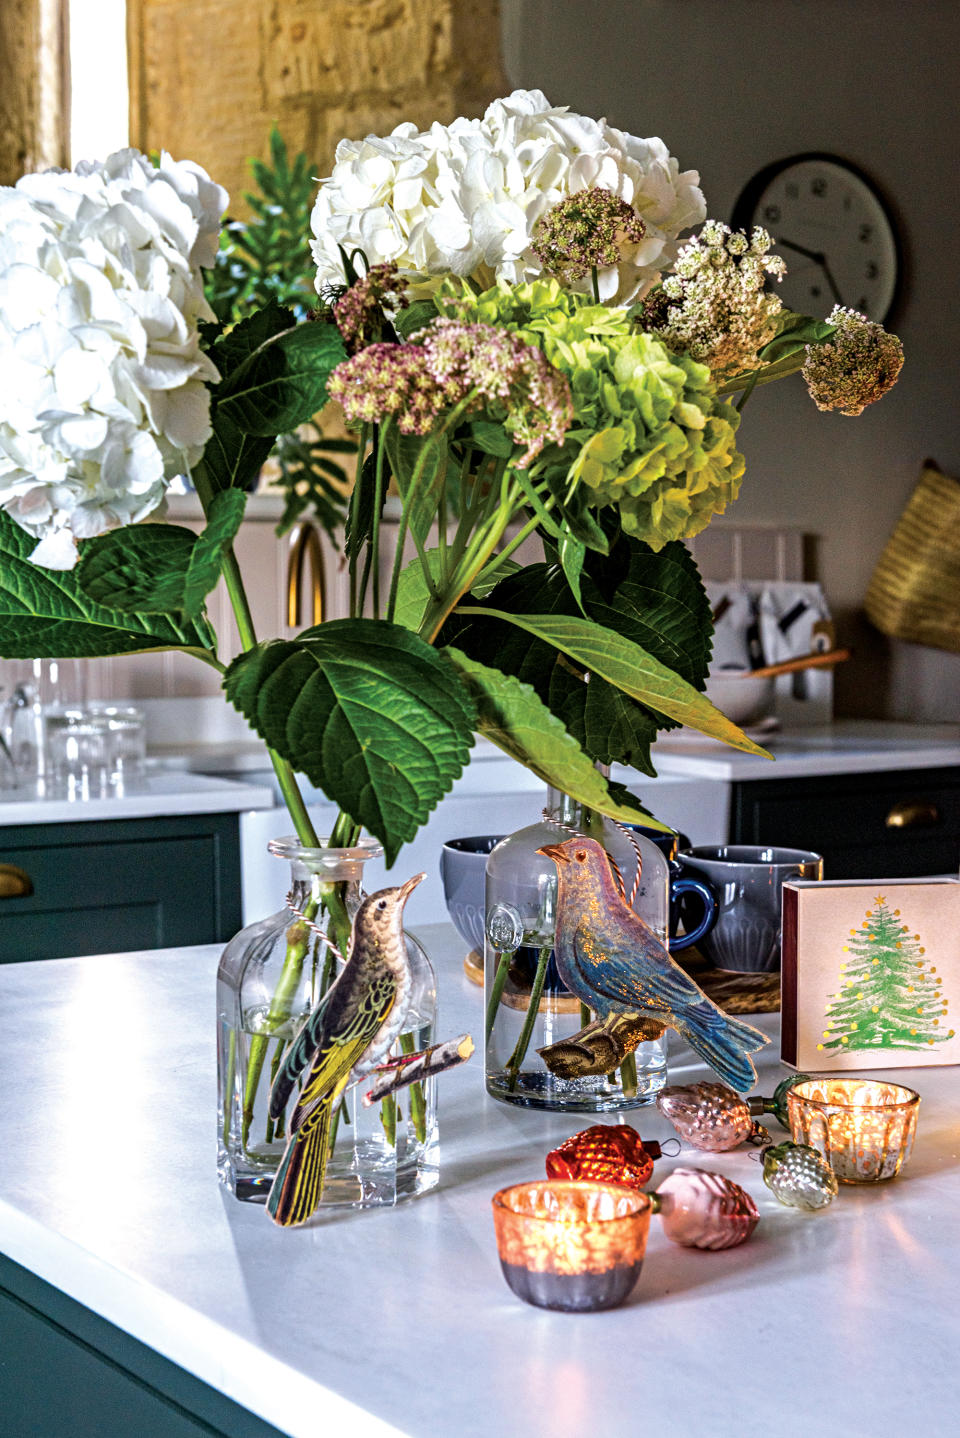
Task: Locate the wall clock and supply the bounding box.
[730,153,901,324]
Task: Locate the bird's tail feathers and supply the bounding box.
[266,1091,337,1227]
[677,1004,768,1093]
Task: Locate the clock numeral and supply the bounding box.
[865,261,879,280]
[763,203,781,223]
[857,296,869,312]
[859,223,873,242]
[811,178,827,197]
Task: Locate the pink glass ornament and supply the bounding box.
[653,1167,760,1250]
[657,1081,768,1152]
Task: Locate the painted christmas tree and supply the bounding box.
[820,894,954,1052]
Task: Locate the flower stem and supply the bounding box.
[190,465,319,850]
[619,1051,639,1099]
[486,950,513,1042]
[400,1031,427,1142]
[506,944,551,1090]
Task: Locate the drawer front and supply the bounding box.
[731,767,960,879]
[0,814,242,962]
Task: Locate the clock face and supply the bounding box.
[731,155,899,323]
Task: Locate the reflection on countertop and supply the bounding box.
[652,720,960,780]
[0,769,276,826]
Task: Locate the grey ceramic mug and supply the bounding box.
[676,844,823,973]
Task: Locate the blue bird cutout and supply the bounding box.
[538,837,767,1092]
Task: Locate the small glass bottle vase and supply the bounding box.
[217,837,439,1208]
[484,790,668,1112]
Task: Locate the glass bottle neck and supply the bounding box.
[544,787,586,825]
[290,870,364,912]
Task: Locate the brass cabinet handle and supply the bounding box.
[286,522,325,628]
[0,863,33,899]
[885,800,941,829]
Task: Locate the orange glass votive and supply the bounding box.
[491,1180,652,1312]
[786,1078,920,1183]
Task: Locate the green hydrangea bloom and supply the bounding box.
[438,278,745,548]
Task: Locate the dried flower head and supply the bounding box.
[802,306,904,416]
[413,319,573,465]
[640,221,786,377]
[531,188,646,287]
[326,343,445,435]
[333,261,409,353]
[327,320,572,463]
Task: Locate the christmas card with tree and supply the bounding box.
[781,877,960,1070]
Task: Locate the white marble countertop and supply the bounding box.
[653,720,960,780]
[1,924,958,1438]
[0,769,275,826]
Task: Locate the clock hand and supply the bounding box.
[776,237,845,307]
[775,237,822,263]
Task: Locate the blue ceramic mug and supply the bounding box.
[626,827,717,952]
[676,844,824,973]
[440,830,718,954]
[440,835,505,954]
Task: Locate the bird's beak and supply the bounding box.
[398,872,427,902]
[537,843,569,864]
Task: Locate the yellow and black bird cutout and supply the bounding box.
[266,872,425,1227]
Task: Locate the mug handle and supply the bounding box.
[668,877,718,951]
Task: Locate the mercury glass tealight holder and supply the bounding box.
[491,1180,652,1312]
[786,1078,920,1183]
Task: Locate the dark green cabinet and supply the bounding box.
[731,766,960,878]
[0,1254,286,1438]
[0,813,243,963]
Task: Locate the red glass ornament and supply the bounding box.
[545,1124,662,1191]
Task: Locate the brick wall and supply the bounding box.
[128,0,506,214]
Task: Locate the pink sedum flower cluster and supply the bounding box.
[332,261,409,353]
[327,319,573,466]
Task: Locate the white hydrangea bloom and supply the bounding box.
[311,89,705,306]
[0,148,227,568]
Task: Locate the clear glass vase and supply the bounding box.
[484,789,668,1111]
[217,837,439,1209]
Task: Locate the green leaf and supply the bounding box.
[193,417,274,496]
[392,552,441,633]
[76,490,247,623]
[465,607,771,757]
[209,300,296,379]
[0,511,214,660]
[583,539,713,706]
[443,647,669,830]
[758,310,838,364]
[343,449,377,563]
[77,524,196,614]
[558,534,586,612]
[469,558,521,600]
[466,419,514,458]
[443,561,659,774]
[540,465,610,553]
[393,299,439,339]
[183,488,248,618]
[217,321,347,436]
[512,466,562,540]
[557,677,659,777]
[223,619,477,864]
[383,426,448,546]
